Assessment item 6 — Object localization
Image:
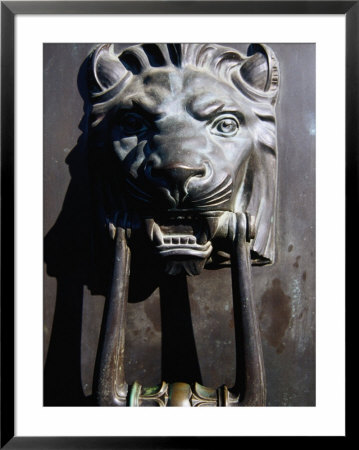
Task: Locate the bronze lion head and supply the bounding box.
[88,43,279,276]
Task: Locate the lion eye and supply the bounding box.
[211,115,240,137]
[121,113,148,134]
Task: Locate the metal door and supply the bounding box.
[44,43,315,406]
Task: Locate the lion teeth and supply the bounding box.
[162,235,197,246]
[153,223,164,245]
[145,218,164,245]
[144,218,214,247]
[206,217,220,239]
[144,218,155,240]
[108,222,116,240]
[188,236,196,244]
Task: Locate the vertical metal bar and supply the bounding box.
[96,228,131,406]
[232,213,266,406]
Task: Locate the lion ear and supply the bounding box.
[240,44,279,100]
[89,44,126,92]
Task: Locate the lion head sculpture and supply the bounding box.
[87,43,279,276]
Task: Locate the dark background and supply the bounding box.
[43,43,315,406]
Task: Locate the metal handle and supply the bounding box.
[96,213,265,407]
[231,213,266,406]
[96,227,130,406]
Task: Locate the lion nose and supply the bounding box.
[151,164,206,189]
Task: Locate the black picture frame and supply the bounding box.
[1,1,353,447]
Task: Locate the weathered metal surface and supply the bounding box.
[44,43,315,406]
[96,228,131,406]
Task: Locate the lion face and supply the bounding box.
[89,44,279,274]
[111,67,256,209]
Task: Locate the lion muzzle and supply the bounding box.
[146,163,209,206]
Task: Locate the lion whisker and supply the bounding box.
[191,176,232,202]
[202,191,232,205]
[191,186,232,204]
[192,181,232,204]
[199,197,231,207]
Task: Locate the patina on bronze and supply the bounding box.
[87,43,280,406]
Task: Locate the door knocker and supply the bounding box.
[87,43,279,406]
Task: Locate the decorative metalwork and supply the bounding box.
[86,43,280,406]
[128,381,169,407]
[127,381,239,407]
